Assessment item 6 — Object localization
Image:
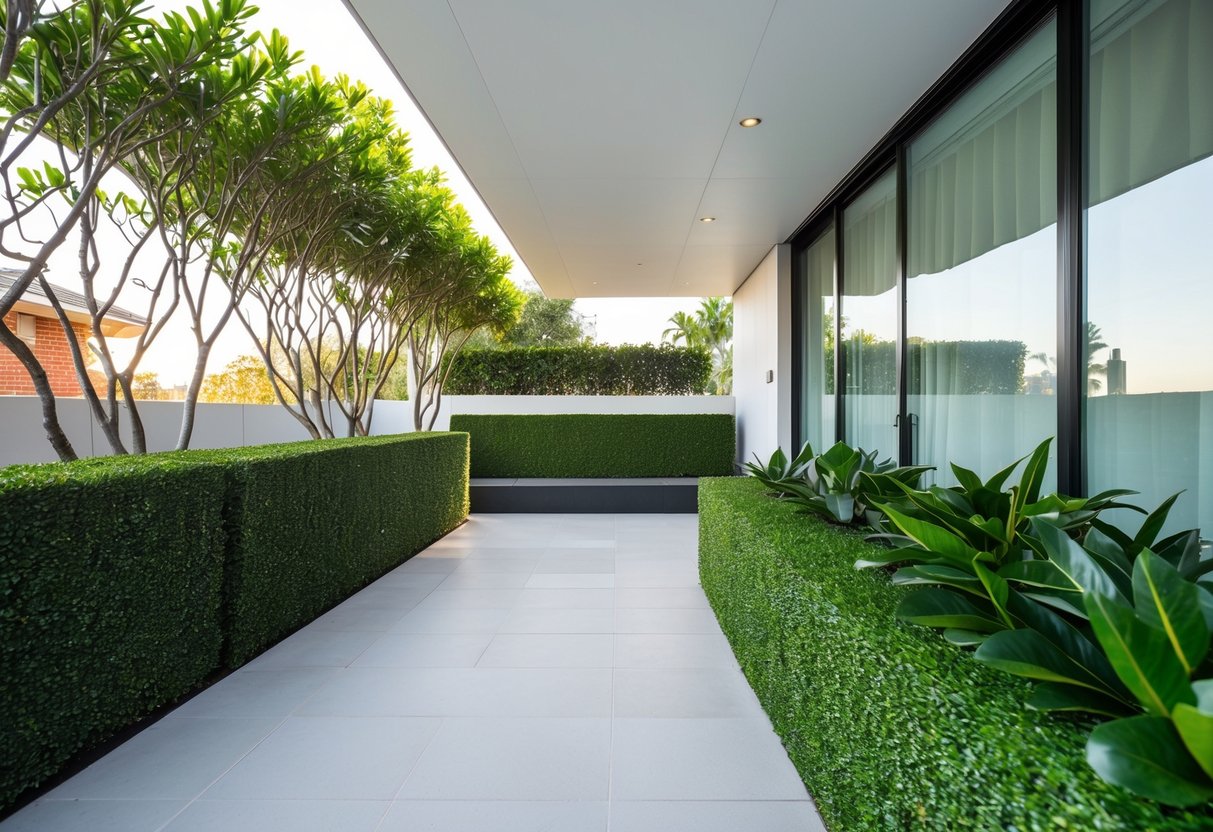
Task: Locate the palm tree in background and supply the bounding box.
[1030,321,1109,393]
[663,297,733,394]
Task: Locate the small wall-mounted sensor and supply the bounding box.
[15,312,36,344]
[765,369,774,384]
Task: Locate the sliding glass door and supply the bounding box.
[1085,0,1213,534]
[797,225,836,451]
[905,18,1059,487]
[840,170,899,457]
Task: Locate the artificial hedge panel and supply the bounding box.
[698,476,1212,831]
[0,457,227,812]
[452,413,734,478]
[209,432,470,666]
[444,343,713,395]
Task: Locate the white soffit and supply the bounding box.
[345,0,1012,298]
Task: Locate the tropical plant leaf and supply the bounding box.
[1133,549,1210,675]
[1173,680,1213,781]
[891,565,984,596]
[975,562,1012,627]
[1032,519,1126,604]
[950,463,983,493]
[1017,437,1053,506]
[896,588,1004,633]
[824,492,855,525]
[1006,591,1129,698]
[854,546,927,570]
[943,628,988,647]
[1027,682,1133,717]
[1087,716,1213,807]
[1135,493,1182,550]
[876,502,981,568]
[975,628,1124,699]
[1085,593,1195,716]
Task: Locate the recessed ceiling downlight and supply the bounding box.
[698,216,716,223]
[739,116,762,128]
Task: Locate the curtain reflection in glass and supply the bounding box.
[798,225,836,451]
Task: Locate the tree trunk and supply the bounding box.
[0,320,77,460]
[175,342,211,451]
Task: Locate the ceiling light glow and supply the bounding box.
[698,216,716,223]
[739,116,762,128]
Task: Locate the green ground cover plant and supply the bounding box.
[700,476,1213,829]
[451,413,734,478]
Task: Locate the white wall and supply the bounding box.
[732,244,793,467]
[0,395,732,466]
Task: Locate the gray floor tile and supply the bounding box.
[297,668,612,718]
[615,607,722,634]
[613,669,759,718]
[307,604,415,631]
[243,628,381,670]
[163,799,388,832]
[436,571,533,589]
[454,556,542,573]
[391,607,510,634]
[533,557,616,574]
[399,718,611,800]
[478,634,613,668]
[515,588,616,609]
[45,717,278,800]
[611,719,809,801]
[337,587,431,612]
[375,571,448,591]
[0,800,185,832]
[204,717,440,800]
[614,587,711,608]
[351,633,494,668]
[500,608,616,634]
[615,560,701,588]
[608,800,825,832]
[414,589,522,610]
[525,573,615,589]
[614,633,739,669]
[379,800,607,831]
[172,668,336,718]
[396,557,463,573]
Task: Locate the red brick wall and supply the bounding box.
[0,312,94,397]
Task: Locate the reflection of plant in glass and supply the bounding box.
[1031,321,1109,392]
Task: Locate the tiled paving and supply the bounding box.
[3,514,824,832]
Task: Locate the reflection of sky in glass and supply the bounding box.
[907,224,1057,362]
[1087,155,1213,395]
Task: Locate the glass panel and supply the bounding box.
[841,169,898,457]
[1086,0,1213,536]
[906,19,1058,489]
[797,225,836,451]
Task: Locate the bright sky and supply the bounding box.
[6,0,707,384]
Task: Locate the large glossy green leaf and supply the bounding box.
[974,561,1012,627]
[1087,716,1213,807]
[1006,591,1129,697]
[1135,493,1182,549]
[883,479,1001,547]
[943,628,988,647]
[1027,682,1132,717]
[1086,593,1195,716]
[854,546,928,570]
[891,565,984,596]
[895,588,1004,633]
[1033,519,1126,604]
[950,463,983,493]
[823,492,855,524]
[1174,680,1213,781]
[1133,550,1210,675]
[998,559,1075,591]
[877,502,981,568]
[1017,438,1053,506]
[975,628,1122,697]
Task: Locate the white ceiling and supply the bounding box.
[345,0,1012,298]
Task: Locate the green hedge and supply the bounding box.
[824,339,1027,394]
[698,477,1212,831]
[444,343,712,395]
[452,413,734,478]
[211,433,469,666]
[0,433,469,813]
[0,457,228,814]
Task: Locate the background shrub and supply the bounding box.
[444,343,713,395]
[698,476,1212,830]
[452,413,734,478]
[211,433,469,666]
[0,457,228,812]
[824,339,1026,394]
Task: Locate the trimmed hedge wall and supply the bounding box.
[444,343,712,395]
[0,433,469,813]
[0,457,228,815]
[211,433,470,666]
[452,413,735,478]
[698,477,1212,831]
